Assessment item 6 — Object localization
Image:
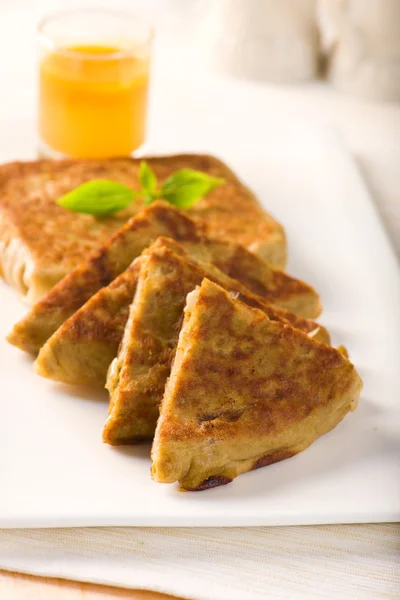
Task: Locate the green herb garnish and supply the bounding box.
[139,161,158,205]
[56,180,137,217]
[161,168,224,209]
[57,161,224,217]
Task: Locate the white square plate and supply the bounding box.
[1,105,400,527]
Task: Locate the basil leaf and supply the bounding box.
[57,180,135,217]
[142,192,158,206]
[139,161,157,194]
[161,169,225,209]
[56,166,224,216]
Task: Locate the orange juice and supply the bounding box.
[39,45,150,159]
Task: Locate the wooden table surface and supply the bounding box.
[0,571,180,599]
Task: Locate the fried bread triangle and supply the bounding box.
[34,238,185,386]
[35,238,327,388]
[0,153,286,303]
[7,202,319,355]
[151,279,362,491]
[103,243,329,443]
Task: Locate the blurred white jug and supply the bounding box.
[197,0,320,83]
[319,0,400,101]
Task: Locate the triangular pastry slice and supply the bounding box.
[103,243,329,444]
[151,279,362,491]
[34,238,185,386]
[7,202,320,355]
[0,153,286,303]
[35,238,327,388]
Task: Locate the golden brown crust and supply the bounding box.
[33,238,326,390]
[7,203,316,355]
[251,448,297,471]
[0,159,141,302]
[35,238,185,386]
[184,238,320,319]
[163,154,287,267]
[192,476,233,491]
[193,448,297,491]
[35,260,142,385]
[0,154,286,301]
[103,243,328,445]
[151,279,362,491]
[6,202,199,353]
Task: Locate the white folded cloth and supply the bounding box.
[1,524,399,599]
[197,0,320,83]
[319,0,400,101]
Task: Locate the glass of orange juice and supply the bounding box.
[37,9,153,159]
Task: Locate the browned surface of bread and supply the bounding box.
[6,202,202,353]
[34,259,142,387]
[102,243,329,444]
[35,238,327,389]
[184,238,320,318]
[34,238,184,386]
[0,154,286,303]
[0,159,140,303]
[151,279,362,491]
[7,203,317,355]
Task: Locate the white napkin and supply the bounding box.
[1,524,399,599]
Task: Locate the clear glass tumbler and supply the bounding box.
[37,9,153,159]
